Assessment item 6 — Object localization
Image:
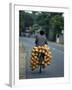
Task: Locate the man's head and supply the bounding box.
[40,30,45,35]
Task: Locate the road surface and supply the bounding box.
[19,37,64,79]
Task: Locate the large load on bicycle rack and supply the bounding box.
[31,44,52,71]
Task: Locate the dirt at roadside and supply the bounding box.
[19,46,26,79]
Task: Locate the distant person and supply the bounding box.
[35,30,48,46]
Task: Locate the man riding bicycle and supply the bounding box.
[31,30,52,71]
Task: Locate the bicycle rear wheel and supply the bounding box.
[38,53,44,73]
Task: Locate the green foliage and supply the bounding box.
[50,14,64,34]
[19,11,64,40]
[19,11,34,35]
[36,12,50,27]
[19,11,25,35]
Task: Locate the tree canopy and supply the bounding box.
[19,10,64,41]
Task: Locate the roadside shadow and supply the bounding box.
[5,83,11,88]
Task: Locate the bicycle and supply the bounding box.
[38,52,45,73]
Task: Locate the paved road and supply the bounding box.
[19,37,64,79]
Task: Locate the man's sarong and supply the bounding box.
[31,44,52,71]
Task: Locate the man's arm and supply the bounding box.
[35,34,38,46]
[45,38,48,45]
